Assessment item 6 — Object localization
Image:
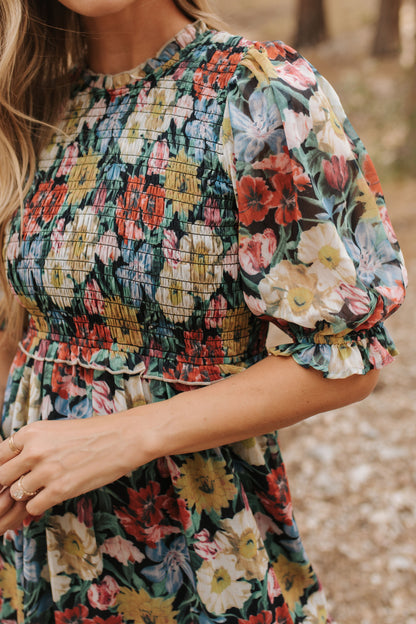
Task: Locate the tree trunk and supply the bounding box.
[294,0,328,48]
[373,0,402,56]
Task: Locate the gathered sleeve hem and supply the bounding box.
[268,322,397,379]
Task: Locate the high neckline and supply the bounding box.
[81,20,208,91]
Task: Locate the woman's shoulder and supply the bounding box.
[193,26,318,94]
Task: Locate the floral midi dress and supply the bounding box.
[0,20,406,624]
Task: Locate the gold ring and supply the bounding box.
[8,434,22,455]
[11,475,38,501]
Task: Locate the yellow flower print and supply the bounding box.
[272,555,315,612]
[303,590,329,624]
[196,553,251,614]
[309,86,354,159]
[179,221,223,298]
[143,84,177,133]
[230,435,268,466]
[46,512,103,581]
[103,297,143,347]
[165,149,202,216]
[155,262,195,323]
[221,303,251,357]
[62,93,92,137]
[66,150,101,205]
[119,109,146,164]
[43,251,76,307]
[240,47,277,86]
[175,454,237,514]
[355,176,380,220]
[259,260,344,329]
[215,509,269,580]
[116,587,178,624]
[297,222,356,290]
[54,208,100,284]
[0,563,24,623]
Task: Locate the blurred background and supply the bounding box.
[213,1,416,623]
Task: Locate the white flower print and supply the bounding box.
[297,222,356,290]
[196,553,251,614]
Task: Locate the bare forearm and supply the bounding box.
[129,355,380,461]
[0,352,379,520]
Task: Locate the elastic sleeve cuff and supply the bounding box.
[268,323,398,379]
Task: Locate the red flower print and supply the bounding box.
[205,295,227,329]
[238,176,274,226]
[238,610,273,624]
[24,181,68,236]
[193,67,217,100]
[204,198,221,226]
[115,482,181,547]
[322,155,349,192]
[206,50,243,90]
[275,603,293,624]
[176,496,192,531]
[116,175,145,242]
[92,183,108,214]
[57,143,79,177]
[279,57,316,91]
[362,153,383,195]
[77,496,93,528]
[51,362,89,401]
[267,566,281,602]
[259,466,294,525]
[179,329,224,367]
[87,575,120,611]
[55,604,94,624]
[379,204,398,244]
[139,184,165,230]
[261,41,293,61]
[147,139,170,176]
[270,173,301,225]
[338,283,371,318]
[356,296,384,331]
[84,279,105,316]
[253,151,310,193]
[239,229,277,275]
[193,51,242,99]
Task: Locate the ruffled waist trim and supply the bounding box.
[17,330,266,386]
[18,334,146,376]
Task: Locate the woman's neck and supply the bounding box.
[82,0,192,74]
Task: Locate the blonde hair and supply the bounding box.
[0,0,221,346]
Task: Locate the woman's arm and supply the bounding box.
[0,353,379,526]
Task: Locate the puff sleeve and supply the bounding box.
[220,42,407,379]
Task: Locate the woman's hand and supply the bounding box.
[0,486,29,534]
[0,413,151,521]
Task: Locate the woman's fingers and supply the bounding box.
[10,474,40,503]
[0,494,28,535]
[0,451,31,488]
[0,432,24,466]
[0,487,16,516]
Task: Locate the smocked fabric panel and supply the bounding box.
[6,25,267,385]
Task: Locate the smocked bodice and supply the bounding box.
[5,22,268,385]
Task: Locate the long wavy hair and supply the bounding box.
[0,0,221,345]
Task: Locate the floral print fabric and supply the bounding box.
[0,20,406,624]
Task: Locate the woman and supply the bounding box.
[0,0,406,622]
